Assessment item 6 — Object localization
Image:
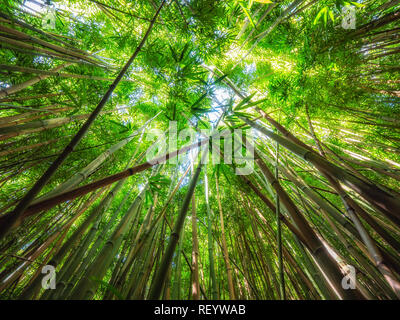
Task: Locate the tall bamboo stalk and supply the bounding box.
[215,176,235,299]
[275,141,285,300]
[204,168,218,299]
[191,172,200,300]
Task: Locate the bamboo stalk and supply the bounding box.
[0,25,106,66]
[0,63,73,99]
[204,168,218,299]
[275,141,285,300]
[0,64,135,82]
[215,175,235,299]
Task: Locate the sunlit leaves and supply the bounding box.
[253,0,273,3]
[313,7,335,26]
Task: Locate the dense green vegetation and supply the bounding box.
[0,0,399,300]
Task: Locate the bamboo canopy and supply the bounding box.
[0,0,400,301]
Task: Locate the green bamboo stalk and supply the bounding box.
[204,168,218,299]
[275,141,285,300]
[69,185,147,299]
[215,176,235,299]
[172,219,185,300]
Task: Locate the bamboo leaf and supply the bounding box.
[211,74,228,86]
[233,92,256,110]
[328,9,335,22]
[191,93,208,110]
[179,43,190,62]
[239,3,257,29]
[313,7,327,25]
[169,44,178,62]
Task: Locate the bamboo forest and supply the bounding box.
[0,0,400,302]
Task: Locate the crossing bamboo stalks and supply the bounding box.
[4,190,103,295]
[0,63,72,99]
[0,64,135,82]
[0,138,208,231]
[0,25,106,66]
[47,152,143,299]
[0,0,166,240]
[0,0,399,302]
[33,113,159,203]
[249,143,362,299]
[69,186,147,299]
[239,115,400,228]
[17,189,108,299]
[300,114,400,297]
[0,11,88,54]
[61,185,137,299]
[205,67,400,226]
